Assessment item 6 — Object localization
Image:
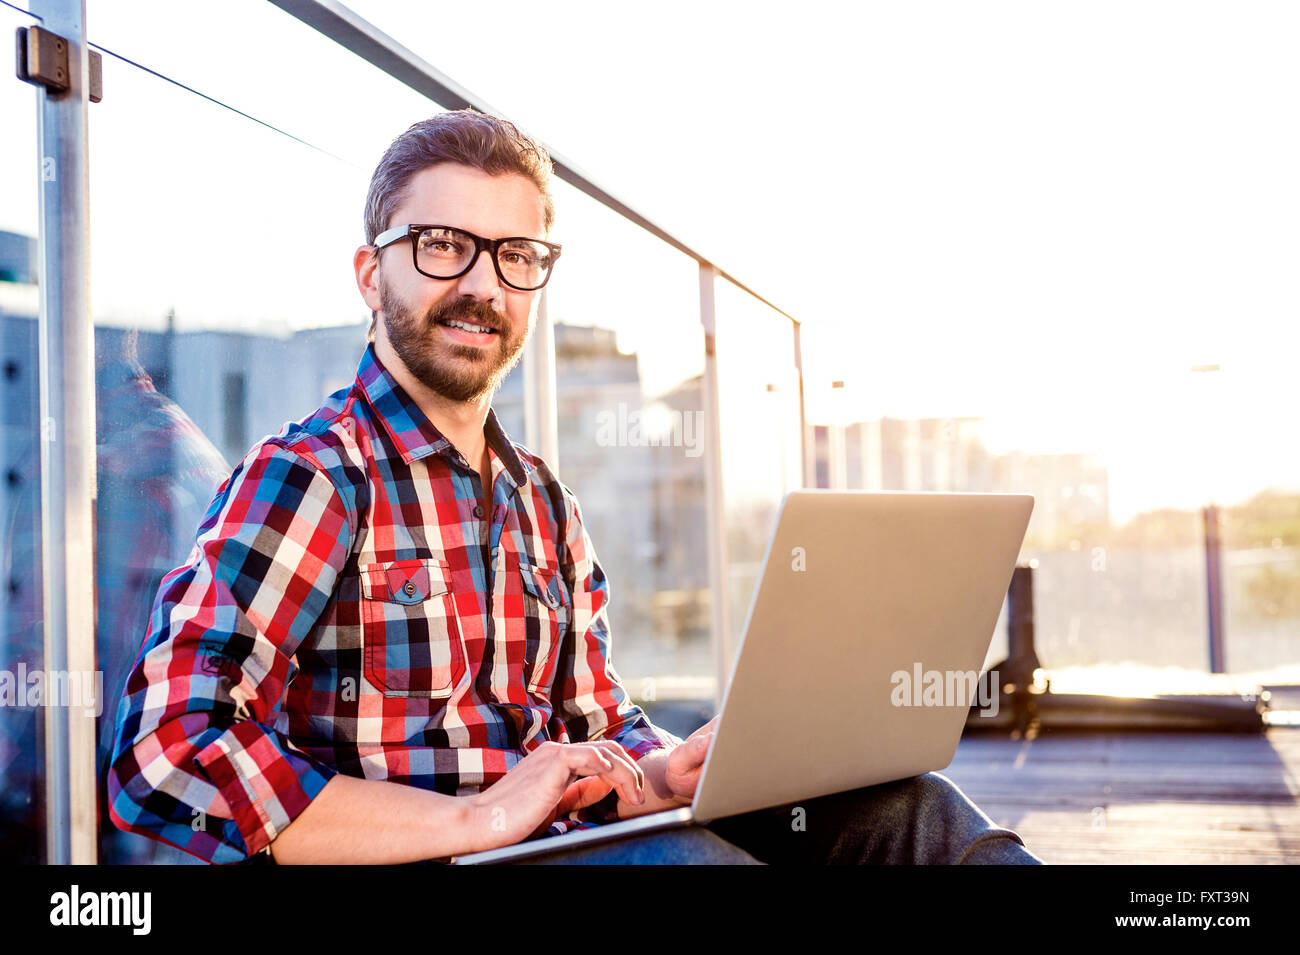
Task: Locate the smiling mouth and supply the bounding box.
[437,318,498,335]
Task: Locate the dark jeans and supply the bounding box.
[513,772,1042,865]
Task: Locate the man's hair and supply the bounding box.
[363,109,556,341]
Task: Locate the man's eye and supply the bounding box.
[502,245,545,266]
[421,238,461,255]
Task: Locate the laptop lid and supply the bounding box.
[691,490,1033,822]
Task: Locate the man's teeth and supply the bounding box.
[443,319,494,334]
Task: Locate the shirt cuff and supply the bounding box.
[611,719,678,762]
[192,720,336,859]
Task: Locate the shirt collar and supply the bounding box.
[355,343,529,487]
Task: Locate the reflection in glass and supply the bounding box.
[86,20,386,861]
[547,180,712,710]
[0,232,43,863]
[714,280,802,652]
[0,3,44,864]
[94,329,231,862]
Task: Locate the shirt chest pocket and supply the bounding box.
[517,560,570,698]
[360,558,465,698]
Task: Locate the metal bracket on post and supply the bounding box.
[15,26,102,102]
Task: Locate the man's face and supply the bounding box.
[371,164,547,403]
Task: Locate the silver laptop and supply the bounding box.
[452,490,1034,864]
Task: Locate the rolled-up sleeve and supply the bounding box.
[552,490,677,763]
[108,442,351,864]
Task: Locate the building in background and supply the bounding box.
[818,417,1111,547]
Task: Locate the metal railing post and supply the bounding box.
[1204,504,1226,673]
[699,265,732,699]
[793,321,813,489]
[32,0,98,865]
[522,289,559,468]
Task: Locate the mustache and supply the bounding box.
[428,299,502,332]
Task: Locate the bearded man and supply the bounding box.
[109,109,1039,866]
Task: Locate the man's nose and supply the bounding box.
[456,247,505,304]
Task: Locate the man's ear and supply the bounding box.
[354,245,383,313]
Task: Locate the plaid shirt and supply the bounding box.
[108,343,675,864]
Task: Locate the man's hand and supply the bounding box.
[664,716,717,801]
[463,740,645,852]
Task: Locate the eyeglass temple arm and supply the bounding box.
[371,224,413,249]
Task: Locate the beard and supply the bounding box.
[379,280,529,403]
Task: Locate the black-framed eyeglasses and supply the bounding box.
[371,224,562,291]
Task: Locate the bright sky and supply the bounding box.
[2,0,1297,522]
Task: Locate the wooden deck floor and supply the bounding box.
[942,727,1300,864]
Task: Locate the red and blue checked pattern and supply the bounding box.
[107,344,673,863]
